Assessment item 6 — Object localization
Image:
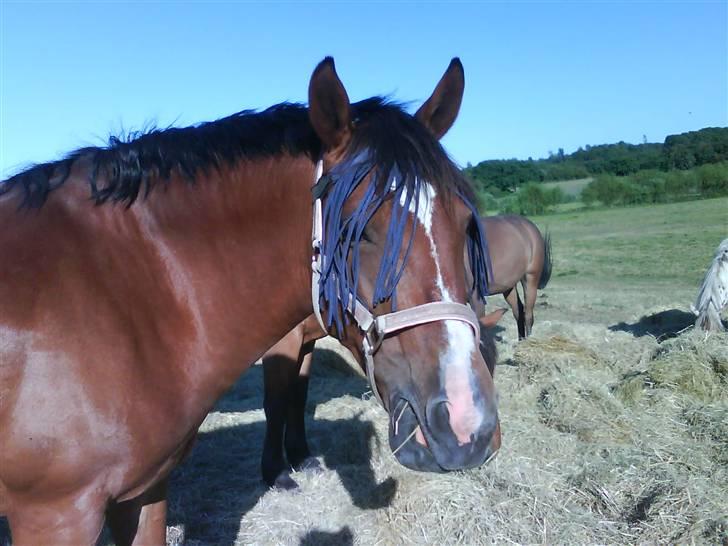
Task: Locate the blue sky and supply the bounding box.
[1,1,725,177]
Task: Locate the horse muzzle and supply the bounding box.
[388,395,500,472]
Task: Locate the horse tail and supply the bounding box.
[538,231,553,289]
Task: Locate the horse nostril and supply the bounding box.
[427,399,452,434]
[426,394,498,447]
[482,410,498,439]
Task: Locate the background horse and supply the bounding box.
[481,215,552,339]
[691,238,728,331]
[0,57,498,544]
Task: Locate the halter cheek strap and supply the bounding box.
[311,160,481,409]
[311,160,326,333]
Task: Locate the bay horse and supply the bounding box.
[0,57,499,544]
[480,215,551,339]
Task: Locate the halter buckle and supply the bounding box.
[363,322,384,355]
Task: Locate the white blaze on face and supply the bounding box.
[399,179,483,445]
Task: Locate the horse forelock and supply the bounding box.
[318,146,491,336]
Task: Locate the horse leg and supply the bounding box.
[7,490,106,546]
[504,288,526,340]
[285,342,320,473]
[262,325,306,489]
[106,478,168,546]
[522,275,538,338]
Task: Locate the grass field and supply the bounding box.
[535,197,728,288]
[4,199,723,545]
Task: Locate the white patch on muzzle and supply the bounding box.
[400,180,483,445]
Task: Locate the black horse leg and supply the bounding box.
[262,333,304,489]
[285,341,321,473]
[515,289,526,340]
[504,287,527,340]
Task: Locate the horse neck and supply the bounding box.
[126,155,316,397]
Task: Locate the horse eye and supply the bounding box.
[361,228,373,243]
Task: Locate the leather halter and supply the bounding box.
[311,160,480,409]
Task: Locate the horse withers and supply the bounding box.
[0,57,497,544]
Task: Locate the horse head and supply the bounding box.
[308,58,500,472]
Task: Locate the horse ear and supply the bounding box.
[479,308,507,329]
[308,57,352,152]
[415,58,465,140]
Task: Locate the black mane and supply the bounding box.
[1,97,473,208]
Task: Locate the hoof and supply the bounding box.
[272,471,299,490]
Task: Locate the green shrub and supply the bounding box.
[696,163,728,197]
[476,191,500,213]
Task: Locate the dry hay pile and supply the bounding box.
[156,302,727,546]
[510,330,727,544]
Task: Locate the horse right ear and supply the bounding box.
[415,58,465,140]
[308,57,352,153]
[479,308,507,329]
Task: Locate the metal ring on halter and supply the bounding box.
[364,321,384,355]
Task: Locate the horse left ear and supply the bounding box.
[415,58,465,140]
[308,57,352,152]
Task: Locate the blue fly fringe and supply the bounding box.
[317,149,491,336]
[461,192,493,301]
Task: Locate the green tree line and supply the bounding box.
[465,127,728,195]
[581,162,728,207]
[495,161,728,216]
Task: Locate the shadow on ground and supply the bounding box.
[167,346,391,544]
[166,415,392,545]
[488,322,508,343]
[300,526,354,545]
[609,309,698,341]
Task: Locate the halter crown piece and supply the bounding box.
[310,152,490,408]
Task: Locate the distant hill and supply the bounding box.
[464,127,728,194]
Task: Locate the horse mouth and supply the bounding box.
[388,398,444,473]
[387,396,500,472]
